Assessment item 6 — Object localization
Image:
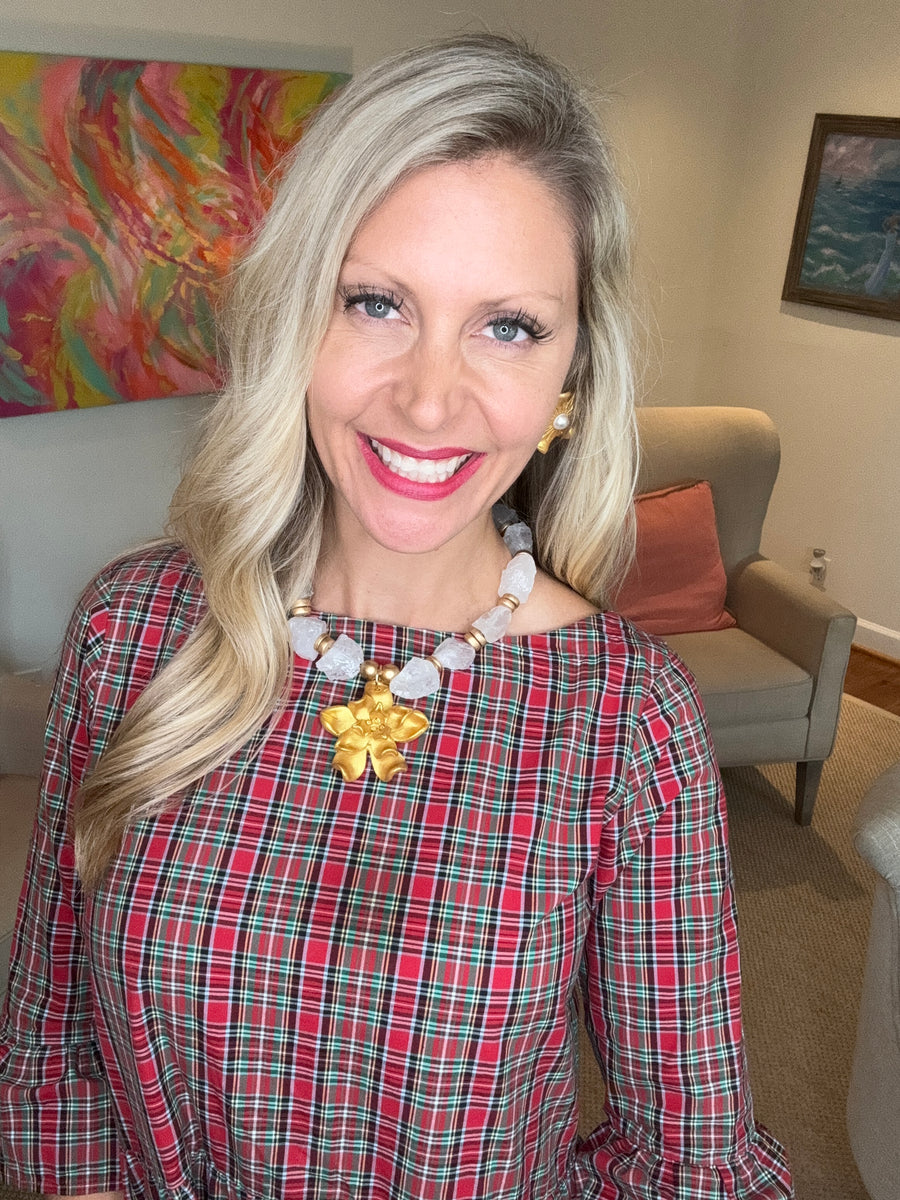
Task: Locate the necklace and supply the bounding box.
[288,505,536,782]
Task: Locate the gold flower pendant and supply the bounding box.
[319,679,429,782]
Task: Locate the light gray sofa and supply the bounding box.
[635,406,857,824]
[0,671,49,996]
[847,761,900,1200]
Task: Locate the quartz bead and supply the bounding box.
[390,657,442,699]
[499,552,536,603]
[432,637,476,670]
[492,502,519,532]
[472,605,512,643]
[503,522,533,554]
[288,615,328,660]
[316,634,365,682]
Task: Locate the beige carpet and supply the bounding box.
[3,695,899,1199]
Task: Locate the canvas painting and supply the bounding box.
[783,113,900,321]
[0,51,347,417]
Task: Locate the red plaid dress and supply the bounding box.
[0,546,793,1198]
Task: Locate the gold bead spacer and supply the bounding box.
[314,633,335,655]
[464,627,487,652]
[499,593,520,612]
[289,600,313,617]
[426,655,444,676]
[360,660,380,681]
[379,663,400,683]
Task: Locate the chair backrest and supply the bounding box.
[635,406,780,578]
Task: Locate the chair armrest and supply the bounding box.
[728,558,856,760]
[854,763,900,896]
[728,557,856,675]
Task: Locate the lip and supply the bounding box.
[358,433,484,501]
[366,435,473,461]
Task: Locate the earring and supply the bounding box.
[536,392,575,454]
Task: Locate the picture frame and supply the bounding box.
[0,49,348,418]
[782,113,900,321]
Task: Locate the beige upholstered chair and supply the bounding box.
[634,406,856,824]
[847,761,900,1200]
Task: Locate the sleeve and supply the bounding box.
[0,582,127,1195]
[574,652,794,1198]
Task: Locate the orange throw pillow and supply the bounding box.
[614,480,737,636]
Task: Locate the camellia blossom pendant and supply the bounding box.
[319,675,429,782]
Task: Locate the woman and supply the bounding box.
[0,34,793,1200]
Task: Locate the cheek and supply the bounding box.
[485,389,558,450]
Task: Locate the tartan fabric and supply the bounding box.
[0,546,793,1200]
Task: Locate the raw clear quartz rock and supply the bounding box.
[390,657,442,699]
[503,522,533,554]
[316,634,365,681]
[288,615,328,660]
[472,605,512,643]
[432,637,476,670]
[499,552,536,603]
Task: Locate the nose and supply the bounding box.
[395,331,469,434]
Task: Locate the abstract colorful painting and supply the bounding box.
[783,113,900,321]
[0,51,347,417]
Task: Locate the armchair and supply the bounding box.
[847,761,900,1200]
[633,406,856,824]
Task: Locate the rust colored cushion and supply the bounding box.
[614,480,737,636]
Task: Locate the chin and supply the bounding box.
[356,503,490,558]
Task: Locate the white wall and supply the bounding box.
[698,0,900,654]
[1,0,896,670]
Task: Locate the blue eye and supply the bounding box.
[491,319,523,342]
[340,286,403,321]
[484,309,549,344]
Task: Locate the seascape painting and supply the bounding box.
[0,51,347,418]
[783,114,900,320]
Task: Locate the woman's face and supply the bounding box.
[306,154,580,557]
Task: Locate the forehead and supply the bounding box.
[344,155,578,292]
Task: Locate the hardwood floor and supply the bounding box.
[843,645,900,717]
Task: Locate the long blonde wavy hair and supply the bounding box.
[75,33,637,890]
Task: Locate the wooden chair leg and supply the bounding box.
[795,760,824,826]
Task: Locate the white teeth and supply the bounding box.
[369,438,469,484]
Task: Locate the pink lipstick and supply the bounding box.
[358,433,483,501]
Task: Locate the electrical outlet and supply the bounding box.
[809,547,828,589]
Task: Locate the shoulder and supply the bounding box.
[67,541,206,672]
[79,541,203,618]
[509,568,598,635]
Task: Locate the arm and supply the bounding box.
[575,654,794,1198]
[52,1194,124,1200]
[0,583,127,1195]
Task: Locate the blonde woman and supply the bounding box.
[0,35,793,1200]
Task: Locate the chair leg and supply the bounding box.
[795,760,824,826]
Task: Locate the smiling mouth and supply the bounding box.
[368,437,472,484]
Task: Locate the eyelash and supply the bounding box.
[485,308,551,343]
[338,286,551,344]
[339,285,403,315]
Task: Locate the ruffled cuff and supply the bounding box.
[0,1034,126,1195]
[573,1121,794,1199]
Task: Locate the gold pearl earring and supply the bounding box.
[536,392,575,454]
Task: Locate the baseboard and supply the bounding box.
[854,619,900,662]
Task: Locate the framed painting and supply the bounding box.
[782,113,900,321]
[0,50,348,417]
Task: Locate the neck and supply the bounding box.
[311,511,511,631]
